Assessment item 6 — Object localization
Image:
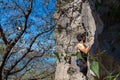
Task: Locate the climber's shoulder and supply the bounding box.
[76,43,85,49]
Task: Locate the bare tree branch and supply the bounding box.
[0,1,55,79]
[7,26,55,75]
[10,0,33,46]
[12,0,25,15]
[0,0,33,75]
[19,66,33,79]
[9,55,43,75]
[0,25,9,45]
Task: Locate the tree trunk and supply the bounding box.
[54,0,103,80]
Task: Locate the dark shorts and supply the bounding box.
[76,57,88,75]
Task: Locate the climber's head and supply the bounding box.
[76,32,86,42]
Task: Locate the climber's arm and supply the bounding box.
[77,44,90,54]
[77,37,94,54]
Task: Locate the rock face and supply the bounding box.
[54,0,104,80]
[54,0,86,79]
[54,0,84,54]
[54,0,120,79]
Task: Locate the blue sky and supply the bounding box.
[0,0,57,72]
[0,0,56,50]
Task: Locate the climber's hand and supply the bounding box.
[88,37,94,46]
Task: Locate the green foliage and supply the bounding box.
[26,69,35,74]
[113,72,120,80]
[71,53,77,56]
[0,43,5,54]
[57,0,61,4]
[95,0,101,11]
[54,52,60,62]
[76,52,83,60]
[92,48,120,79]
[103,72,120,80]
[115,34,120,44]
[71,52,84,59]
[104,74,115,80]
[90,61,99,78]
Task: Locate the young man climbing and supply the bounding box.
[76,32,94,76]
